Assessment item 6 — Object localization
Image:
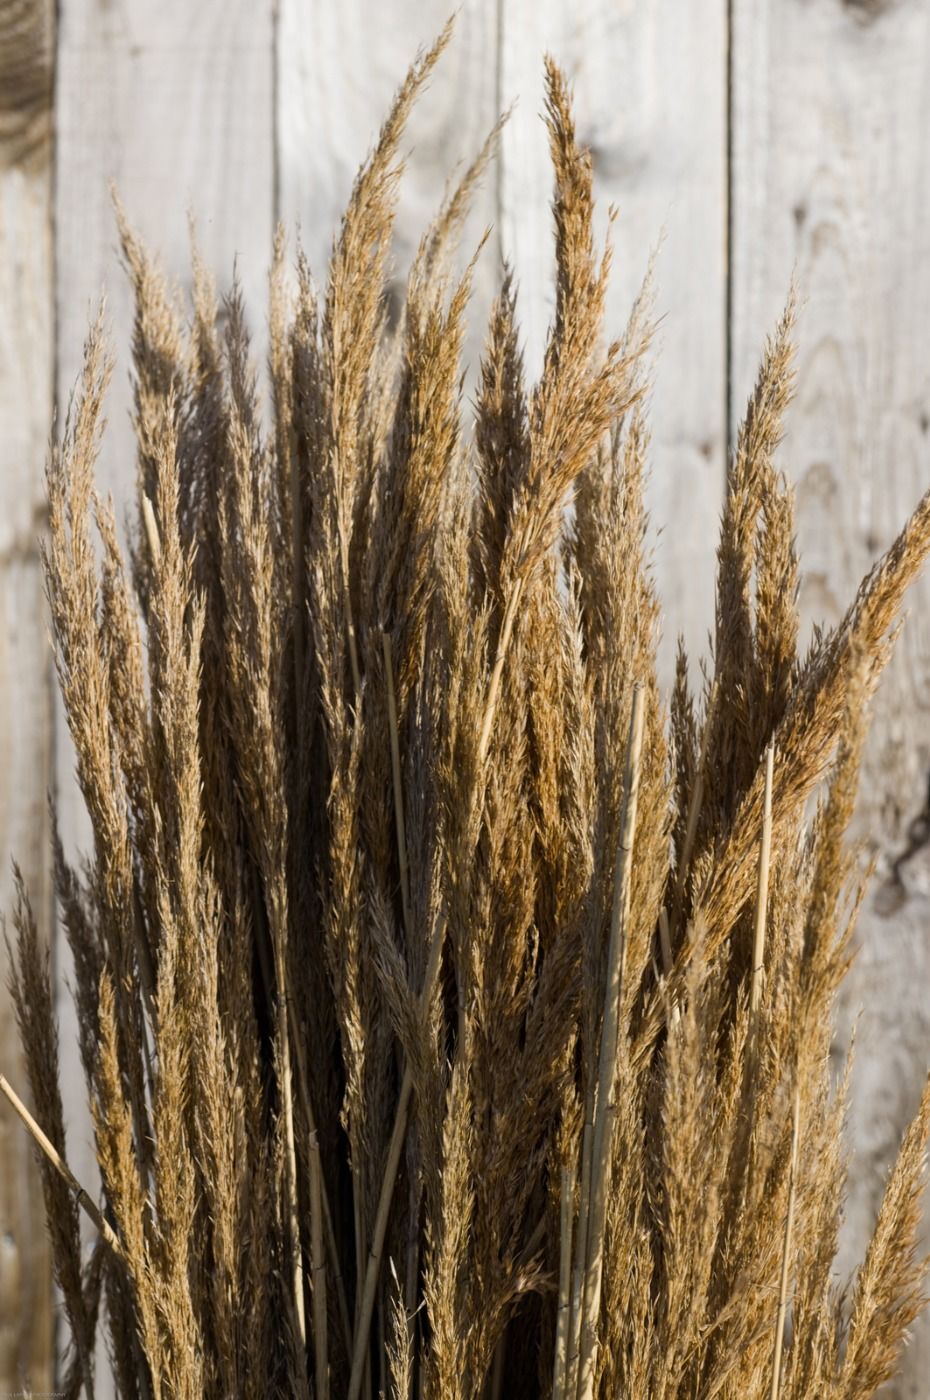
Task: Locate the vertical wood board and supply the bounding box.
[0,0,56,1387]
[730,4,930,1392]
[277,0,503,381]
[497,0,728,678]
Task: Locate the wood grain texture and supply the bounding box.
[55,0,276,505]
[730,2,930,1392]
[0,0,55,1388]
[278,2,726,685]
[497,0,728,677]
[277,0,502,381]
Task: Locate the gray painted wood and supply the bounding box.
[730,2,930,1392]
[277,0,502,382]
[495,0,727,674]
[0,0,55,1388]
[2,0,929,1389]
[277,0,727,673]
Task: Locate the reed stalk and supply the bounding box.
[0,1071,122,1257]
[552,1162,576,1400]
[577,685,646,1400]
[751,743,776,1022]
[771,1085,801,1400]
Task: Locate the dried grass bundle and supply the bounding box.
[5,32,930,1400]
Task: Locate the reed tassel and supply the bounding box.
[383,630,412,941]
[671,683,717,939]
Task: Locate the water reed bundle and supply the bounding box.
[5,26,930,1400]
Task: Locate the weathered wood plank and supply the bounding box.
[497,0,728,675]
[278,0,727,674]
[0,0,55,1389]
[56,0,276,503]
[730,3,930,1392]
[276,0,502,378]
[53,0,276,1388]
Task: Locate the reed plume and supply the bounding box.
[5,33,930,1400]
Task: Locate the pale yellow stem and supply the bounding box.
[751,743,775,1021]
[552,1163,576,1400]
[770,1084,801,1400]
[383,631,412,941]
[348,572,526,1400]
[577,685,646,1400]
[0,1071,122,1258]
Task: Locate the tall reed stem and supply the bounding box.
[751,743,775,1022]
[291,1021,351,1344]
[741,742,777,1205]
[383,631,412,941]
[0,1071,122,1257]
[340,524,362,697]
[347,924,444,1400]
[771,1084,801,1399]
[141,491,162,568]
[566,1082,594,1398]
[552,1162,576,1400]
[273,927,309,1392]
[309,1127,329,1400]
[576,684,646,1400]
[671,683,717,940]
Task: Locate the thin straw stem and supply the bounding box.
[383,631,412,940]
[658,906,680,1029]
[309,1128,329,1400]
[478,578,523,766]
[520,1211,547,1264]
[347,925,443,1400]
[771,1084,801,1399]
[255,882,349,1347]
[751,743,775,1020]
[273,929,309,1382]
[490,1332,506,1400]
[552,1162,576,1400]
[658,906,673,977]
[349,576,526,1400]
[291,1021,352,1345]
[289,422,306,696]
[0,1070,122,1258]
[340,525,362,697]
[671,682,717,939]
[141,491,162,567]
[404,1173,420,1322]
[742,743,777,1204]
[577,684,646,1400]
[566,1083,594,1398]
